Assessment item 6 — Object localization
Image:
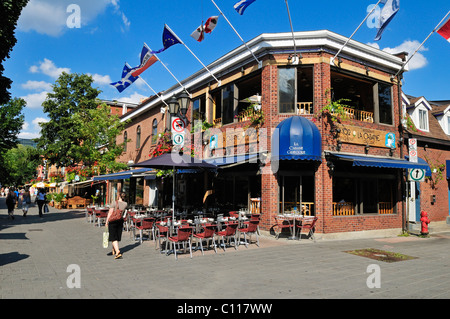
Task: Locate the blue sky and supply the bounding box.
[4,0,450,139]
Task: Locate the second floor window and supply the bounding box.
[418,109,428,131]
[152,119,158,144]
[136,126,141,149]
[123,131,127,152]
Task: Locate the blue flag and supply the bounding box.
[151,24,182,54]
[234,0,256,15]
[374,0,400,41]
[110,64,139,93]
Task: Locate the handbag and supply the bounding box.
[102,230,109,248]
[44,204,49,213]
[109,201,123,222]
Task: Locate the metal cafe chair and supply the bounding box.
[155,222,169,253]
[134,217,155,244]
[193,224,217,255]
[238,219,260,248]
[274,215,292,239]
[168,226,193,260]
[215,222,239,251]
[296,216,318,242]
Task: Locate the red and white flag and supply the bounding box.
[437,17,450,42]
[190,25,205,42]
[190,16,219,42]
[204,16,219,33]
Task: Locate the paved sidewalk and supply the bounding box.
[1,196,450,300]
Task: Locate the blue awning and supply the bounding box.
[447,160,450,179]
[331,153,431,173]
[93,168,154,181]
[272,116,322,161]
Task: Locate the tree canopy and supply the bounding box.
[0,0,30,105]
[37,72,128,173]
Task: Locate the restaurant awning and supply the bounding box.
[205,153,259,168]
[272,116,322,161]
[329,153,431,173]
[93,168,155,181]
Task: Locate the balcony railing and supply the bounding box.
[332,201,393,215]
[297,102,313,115]
[280,201,314,216]
[334,107,374,123]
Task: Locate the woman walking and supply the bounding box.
[22,187,31,217]
[105,193,127,259]
[5,187,16,220]
[36,188,46,217]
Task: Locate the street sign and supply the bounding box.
[408,138,417,163]
[408,168,425,182]
[172,133,185,146]
[171,117,186,133]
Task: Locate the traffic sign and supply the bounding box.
[171,117,186,133]
[408,168,425,182]
[172,133,185,146]
[408,138,417,162]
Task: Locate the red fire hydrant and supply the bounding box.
[420,211,430,236]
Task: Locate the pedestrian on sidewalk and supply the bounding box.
[105,192,127,259]
[22,187,31,217]
[6,187,17,220]
[36,188,46,217]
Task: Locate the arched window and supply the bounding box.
[136,126,141,149]
[152,119,158,144]
[123,131,127,152]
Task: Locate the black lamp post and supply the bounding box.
[168,91,190,119]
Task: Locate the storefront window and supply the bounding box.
[192,95,206,121]
[278,68,296,113]
[222,84,235,125]
[279,175,315,216]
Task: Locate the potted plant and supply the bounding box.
[53,192,65,209]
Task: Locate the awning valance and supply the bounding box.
[93,168,155,181]
[272,116,322,161]
[330,153,431,173]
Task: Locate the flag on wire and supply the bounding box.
[110,64,139,93]
[374,0,400,41]
[234,0,256,15]
[131,45,158,77]
[190,16,219,42]
[151,24,182,54]
[191,24,205,42]
[437,17,450,43]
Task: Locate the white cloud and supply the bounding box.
[19,117,48,139]
[88,73,113,86]
[18,0,130,37]
[368,40,428,71]
[21,91,48,109]
[113,92,147,104]
[30,58,71,79]
[21,80,53,91]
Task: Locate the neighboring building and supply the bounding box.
[97,30,442,238]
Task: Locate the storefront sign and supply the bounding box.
[337,124,396,149]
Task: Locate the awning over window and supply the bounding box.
[272,116,322,161]
[93,168,155,181]
[331,153,431,174]
[447,160,450,179]
[205,153,259,167]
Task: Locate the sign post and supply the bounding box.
[171,117,186,148]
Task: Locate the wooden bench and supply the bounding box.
[67,196,88,209]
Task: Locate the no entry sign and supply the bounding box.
[171,117,186,133]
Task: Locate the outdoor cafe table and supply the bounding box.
[278,214,303,239]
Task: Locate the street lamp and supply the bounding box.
[167,90,191,119]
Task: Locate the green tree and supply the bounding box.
[0,0,30,105]
[72,103,129,174]
[37,72,102,167]
[3,144,40,186]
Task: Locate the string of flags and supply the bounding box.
[110,0,449,94]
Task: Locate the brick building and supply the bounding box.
[98,30,444,237]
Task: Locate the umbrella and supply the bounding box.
[32,182,46,188]
[132,152,217,222]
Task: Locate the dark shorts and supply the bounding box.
[108,219,124,242]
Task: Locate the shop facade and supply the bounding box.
[110,30,438,236]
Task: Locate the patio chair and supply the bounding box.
[86,207,94,223]
[155,222,169,253]
[215,222,239,251]
[238,219,260,248]
[274,215,292,239]
[96,209,109,227]
[193,224,217,255]
[229,211,239,218]
[296,216,318,242]
[168,226,193,260]
[135,217,155,244]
